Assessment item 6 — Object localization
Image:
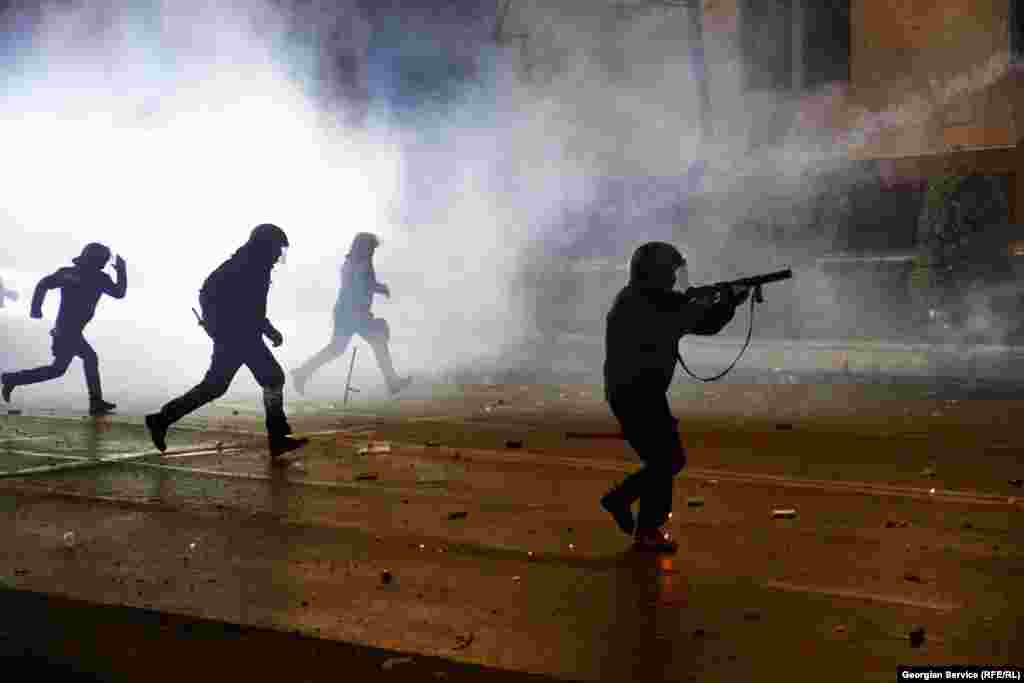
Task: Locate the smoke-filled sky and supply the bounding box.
[0,0,1017,408]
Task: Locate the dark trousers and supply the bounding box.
[158,336,290,438]
[5,329,103,399]
[607,391,687,530]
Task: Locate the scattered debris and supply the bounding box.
[381,657,414,671]
[425,440,441,447]
[833,625,848,634]
[357,442,391,455]
[920,466,936,478]
[232,410,239,416]
[453,633,475,650]
[771,509,797,519]
[686,496,705,508]
[355,473,379,482]
[909,626,926,648]
[1009,479,1023,488]
[903,573,923,583]
[885,520,910,529]
[512,575,521,582]
[7,409,21,416]
[380,570,393,585]
[14,569,28,576]
[505,440,523,449]
[446,511,468,521]
[63,531,77,549]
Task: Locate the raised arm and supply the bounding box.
[103,255,127,299]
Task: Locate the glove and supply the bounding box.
[266,327,284,348]
[730,284,751,306]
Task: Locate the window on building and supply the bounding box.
[739,0,850,92]
[739,0,793,92]
[803,0,850,89]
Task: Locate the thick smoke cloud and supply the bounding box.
[0,0,1017,410]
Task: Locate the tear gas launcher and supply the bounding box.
[685,268,793,305]
[677,268,793,382]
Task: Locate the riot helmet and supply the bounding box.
[347,232,380,260]
[248,223,289,265]
[628,242,685,290]
[72,243,112,270]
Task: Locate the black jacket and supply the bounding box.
[31,264,127,334]
[199,242,276,340]
[604,284,737,398]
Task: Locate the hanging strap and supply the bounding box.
[676,293,757,382]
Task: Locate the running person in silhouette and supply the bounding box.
[291,232,411,397]
[1,243,126,416]
[601,242,749,553]
[145,224,308,460]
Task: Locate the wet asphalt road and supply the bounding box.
[0,386,1022,682]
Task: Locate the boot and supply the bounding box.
[632,526,679,554]
[269,434,309,460]
[600,488,635,536]
[145,413,169,453]
[89,399,117,416]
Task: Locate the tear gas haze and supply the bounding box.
[1,0,1019,410]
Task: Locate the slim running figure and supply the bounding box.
[2,243,127,416]
[291,232,411,397]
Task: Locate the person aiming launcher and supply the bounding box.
[1,243,126,416]
[601,242,751,553]
[291,232,411,397]
[145,224,308,460]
